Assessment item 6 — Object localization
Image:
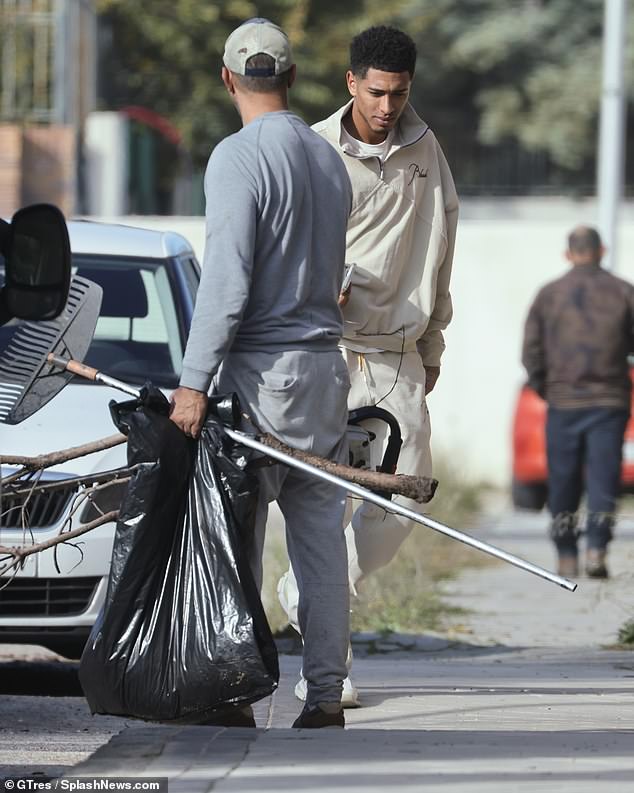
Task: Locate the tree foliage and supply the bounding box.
[97,0,634,181]
[404,0,613,170]
[96,0,411,167]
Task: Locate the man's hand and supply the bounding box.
[169,386,208,438]
[424,365,440,395]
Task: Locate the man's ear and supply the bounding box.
[286,64,297,89]
[221,66,236,95]
[346,70,358,98]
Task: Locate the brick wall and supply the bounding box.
[0,125,76,217]
[0,126,23,216]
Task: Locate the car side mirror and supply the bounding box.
[0,204,71,324]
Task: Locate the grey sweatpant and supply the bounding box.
[215,349,350,707]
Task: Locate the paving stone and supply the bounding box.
[62,509,634,791]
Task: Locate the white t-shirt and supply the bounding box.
[340,125,395,162]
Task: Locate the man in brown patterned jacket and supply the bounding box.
[522,226,634,578]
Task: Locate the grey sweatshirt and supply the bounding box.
[179,110,352,393]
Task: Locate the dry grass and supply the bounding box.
[260,457,489,635]
[349,458,488,634]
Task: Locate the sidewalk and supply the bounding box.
[69,507,634,792]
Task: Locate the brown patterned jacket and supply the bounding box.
[521,264,634,410]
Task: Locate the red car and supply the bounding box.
[511,374,634,510]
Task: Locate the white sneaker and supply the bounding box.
[277,570,300,633]
[279,571,361,708]
[294,672,361,708]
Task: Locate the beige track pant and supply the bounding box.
[343,348,432,585]
[282,348,432,626]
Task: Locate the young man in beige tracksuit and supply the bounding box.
[278,24,459,706]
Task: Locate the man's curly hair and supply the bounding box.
[350,26,417,79]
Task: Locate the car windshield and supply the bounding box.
[0,254,185,388]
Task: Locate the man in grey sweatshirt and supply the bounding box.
[169,18,353,729]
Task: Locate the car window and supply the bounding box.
[181,257,200,296]
[73,256,183,388]
[0,256,186,389]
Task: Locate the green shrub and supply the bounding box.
[618,620,634,645]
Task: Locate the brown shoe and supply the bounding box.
[557,555,579,577]
[292,702,344,729]
[585,549,609,579]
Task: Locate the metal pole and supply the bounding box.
[47,360,578,594]
[222,428,577,593]
[597,0,627,271]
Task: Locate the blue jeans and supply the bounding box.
[546,406,629,555]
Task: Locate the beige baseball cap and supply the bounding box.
[223,18,293,76]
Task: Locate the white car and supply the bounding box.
[0,220,200,658]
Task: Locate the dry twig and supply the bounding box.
[256,432,438,503]
[0,510,119,583]
[0,433,127,483]
[0,421,438,583]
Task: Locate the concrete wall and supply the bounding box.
[433,200,634,486]
[85,113,129,216]
[91,199,634,486]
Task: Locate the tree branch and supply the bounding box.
[0,510,120,577]
[0,419,438,582]
[255,432,438,503]
[2,467,138,499]
[0,433,127,472]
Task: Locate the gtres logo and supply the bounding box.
[2,777,163,791]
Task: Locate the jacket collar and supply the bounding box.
[567,263,602,275]
[321,99,429,152]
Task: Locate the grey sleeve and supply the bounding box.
[179,141,258,392]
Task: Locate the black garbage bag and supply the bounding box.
[79,386,279,722]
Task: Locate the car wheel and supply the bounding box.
[511,478,547,511]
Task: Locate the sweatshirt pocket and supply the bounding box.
[258,369,299,394]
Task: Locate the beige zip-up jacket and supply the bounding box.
[314,101,458,366]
